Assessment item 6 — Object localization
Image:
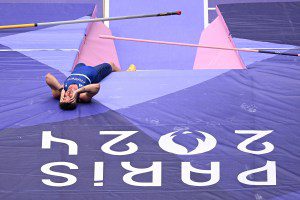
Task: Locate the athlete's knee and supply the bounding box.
[101,63,113,74]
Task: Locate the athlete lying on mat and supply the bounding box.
[46,62,120,110]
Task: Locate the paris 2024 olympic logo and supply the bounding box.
[41,129,276,187]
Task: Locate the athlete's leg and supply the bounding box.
[45,73,63,99]
[109,62,121,72]
[93,63,115,83]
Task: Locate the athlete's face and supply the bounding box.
[62,85,78,103]
[63,90,74,102]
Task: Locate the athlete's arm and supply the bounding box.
[75,84,100,103]
[45,73,63,99]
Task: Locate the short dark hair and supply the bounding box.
[59,102,77,110]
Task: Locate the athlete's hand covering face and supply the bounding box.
[62,85,78,103]
[69,90,79,104]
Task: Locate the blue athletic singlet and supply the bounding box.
[63,63,112,91]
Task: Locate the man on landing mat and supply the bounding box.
[46,62,121,110]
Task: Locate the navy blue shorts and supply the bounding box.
[75,63,112,83]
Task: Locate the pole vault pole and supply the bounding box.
[99,35,300,57]
[0,11,181,30]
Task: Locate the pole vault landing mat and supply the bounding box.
[0,2,300,200]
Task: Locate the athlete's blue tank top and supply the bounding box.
[64,65,98,91]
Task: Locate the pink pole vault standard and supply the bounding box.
[99,35,300,57]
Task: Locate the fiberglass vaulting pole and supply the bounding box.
[99,35,300,57]
[0,11,181,30]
